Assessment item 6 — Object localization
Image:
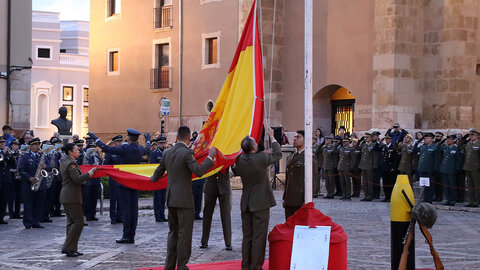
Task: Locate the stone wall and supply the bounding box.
[239,0,285,127]
[372,0,424,129]
[9,69,31,130]
[422,0,478,129]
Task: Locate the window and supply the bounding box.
[154,0,173,29]
[36,94,49,127]
[63,86,74,101]
[83,87,89,102]
[63,105,73,121]
[82,106,89,137]
[202,32,220,69]
[60,49,66,53]
[35,46,53,60]
[206,38,217,64]
[38,48,51,58]
[107,49,120,75]
[151,42,171,89]
[108,0,121,17]
[206,101,214,113]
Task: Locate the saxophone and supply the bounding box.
[31,151,48,192]
[46,151,59,189]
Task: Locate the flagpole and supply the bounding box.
[304,0,313,203]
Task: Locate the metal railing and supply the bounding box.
[150,67,172,90]
[154,6,173,29]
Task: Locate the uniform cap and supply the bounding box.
[434,131,444,136]
[405,134,413,140]
[127,128,141,137]
[351,138,359,143]
[334,136,343,141]
[364,132,372,137]
[343,138,350,142]
[112,135,123,141]
[469,129,480,135]
[372,131,381,136]
[29,137,41,145]
[86,142,96,149]
[447,135,456,139]
[10,140,20,145]
[325,135,333,139]
[74,139,85,145]
[384,134,392,139]
[0,137,6,143]
[50,137,62,144]
[424,132,435,138]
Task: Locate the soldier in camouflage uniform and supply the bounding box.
[359,133,375,201]
[350,138,362,197]
[322,136,338,199]
[397,134,416,184]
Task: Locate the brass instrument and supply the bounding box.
[31,151,48,192]
[99,182,104,215]
[0,148,13,161]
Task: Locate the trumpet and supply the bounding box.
[52,168,59,176]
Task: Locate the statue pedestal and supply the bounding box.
[59,135,73,145]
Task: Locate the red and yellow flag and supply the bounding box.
[82,0,264,191]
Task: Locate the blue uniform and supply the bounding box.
[0,149,16,222]
[417,143,440,203]
[104,152,123,223]
[43,151,60,221]
[83,151,102,220]
[439,144,461,205]
[7,150,22,218]
[96,140,150,239]
[18,151,51,227]
[150,148,166,221]
[51,151,64,216]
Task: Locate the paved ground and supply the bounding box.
[0,190,479,270]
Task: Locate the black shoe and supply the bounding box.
[25,226,32,229]
[442,202,450,206]
[86,217,99,221]
[74,251,83,256]
[116,237,134,244]
[42,218,53,223]
[361,198,372,201]
[115,219,123,223]
[225,245,232,251]
[344,197,352,201]
[84,223,88,226]
[381,198,390,202]
[65,250,79,257]
[32,224,44,228]
[111,220,117,224]
[0,220,8,224]
[472,204,479,208]
[195,216,203,220]
[156,218,168,222]
[313,195,318,198]
[53,214,65,217]
[10,215,22,219]
[200,243,208,249]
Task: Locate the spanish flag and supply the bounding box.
[82,0,264,191]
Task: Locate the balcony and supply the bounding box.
[151,67,172,90]
[154,6,173,29]
[59,54,89,67]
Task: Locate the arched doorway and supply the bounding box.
[331,87,355,136]
[313,85,355,136]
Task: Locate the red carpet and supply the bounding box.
[139,260,269,270]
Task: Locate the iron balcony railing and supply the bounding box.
[154,6,173,29]
[151,66,172,90]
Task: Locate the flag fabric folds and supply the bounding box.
[81,0,264,191]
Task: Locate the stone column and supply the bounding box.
[372,0,423,130]
[423,0,478,129]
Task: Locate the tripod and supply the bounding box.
[270,162,284,189]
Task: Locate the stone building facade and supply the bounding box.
[0,0,32,131]
[89,0,479,142]
[30,11,89,140]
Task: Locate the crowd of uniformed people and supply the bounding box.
[1,122,479,267]
[310,124,480,207]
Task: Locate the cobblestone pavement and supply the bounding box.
[0,190,479,270]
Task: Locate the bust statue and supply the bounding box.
[51,106,72,135]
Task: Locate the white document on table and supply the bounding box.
[290,225,331,270]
